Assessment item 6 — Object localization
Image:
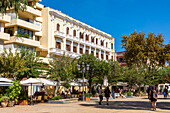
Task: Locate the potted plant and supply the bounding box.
[6,80,22,107]
[85,93,91,101]
[0,96,9,107]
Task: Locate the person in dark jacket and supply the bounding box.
[104,86,111,105]
[149,87,157,111]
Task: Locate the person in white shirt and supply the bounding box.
[99,86,103,105]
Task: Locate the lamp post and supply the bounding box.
[77,62,89,101]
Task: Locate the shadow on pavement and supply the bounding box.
[80,101,170,111]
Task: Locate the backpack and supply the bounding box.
[153,90,157,99]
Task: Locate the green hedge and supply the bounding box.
[51,96,60,100]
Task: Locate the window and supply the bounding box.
[106,42,108,48]
[35,36,40,41]
[111,44,113,49]
[73,30,76,37]
[66,27,69,35]
[57,23,60,31]
[4,27,14,36]
[86,34,89,41]
[101,40,104,46]
[66,41,71,51]
[91,37,94,43]
[106,55,108,60]
[80,48,83,54]
[17,27,33,39]
[96,52,99,58]
[56,42,61,49]
[80,32,83,39]
[96,38,98,44]
[73,43,77,53]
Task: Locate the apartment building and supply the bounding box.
[1,0,115,62]
[3,0,42,54]
[0,14,11,52]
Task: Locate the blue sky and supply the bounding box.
[40,0,170,52]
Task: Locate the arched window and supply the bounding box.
[66,27,69,35]
[57,23,60,31]
[86,34,89,41]
[80,32,83,39]
[73,30,76,37]
[96,38,98,44]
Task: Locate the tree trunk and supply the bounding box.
[89,79,92,94]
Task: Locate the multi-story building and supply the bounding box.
[0,14,11,52]
[115,51,127,66]
[1,0,115,62]
[38,7,114,61]
[3,0,42,54]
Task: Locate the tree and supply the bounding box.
[0,48,29,79]
[47,54,75,95]
[77,54,98,93]
[158,67,170,83]
[0,0,27,14]
[121,31,167,67]
[16,48,45,80]
[107,60,124,84]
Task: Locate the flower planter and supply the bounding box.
[17,100,28,105]
[85,97,90,101]
[8,101,15,107]
[1,101,8,107]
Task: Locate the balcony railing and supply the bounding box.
[5,19,41,32]
[0,14,11,23]
[0,32,10,41]
[5,36,40,47]
[50,48,80,58]
[54,31,65,38]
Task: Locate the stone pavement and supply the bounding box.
[0,96,169,113]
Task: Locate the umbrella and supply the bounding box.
[70,82,79,86]
[0,77,13,86]
[20,78,41,105]
[36,78,57,86]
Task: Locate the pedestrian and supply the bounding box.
[98,86,103,105]
[104,86,111,105]
[163,86,168,98]
[147,86,151,99]
[149,87,158,111]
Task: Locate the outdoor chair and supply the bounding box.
[37,96,42,103]
[32,96,37,104]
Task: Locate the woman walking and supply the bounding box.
[104,86,111,105]
[98,86,103,105]
[149,87,158,111]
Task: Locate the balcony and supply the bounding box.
[5,19,41,32]
[0,14,11,23]
[49,48,80,58]
[35,31,42,36]
[5,36,40,47]
[66,34,73,41]
[73,36,79,42]
[49,48,65,56]
[80,39,85,44]
[54,31,65,38]
[25,6,41,17]
[0,32,10,41]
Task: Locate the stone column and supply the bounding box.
[104,51,106,60]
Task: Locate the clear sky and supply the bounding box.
[40,0,170,52]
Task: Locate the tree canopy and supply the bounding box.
[0,0,28,14]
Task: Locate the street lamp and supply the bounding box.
[77,62,89,101]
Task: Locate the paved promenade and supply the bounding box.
[0,96,169,113]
